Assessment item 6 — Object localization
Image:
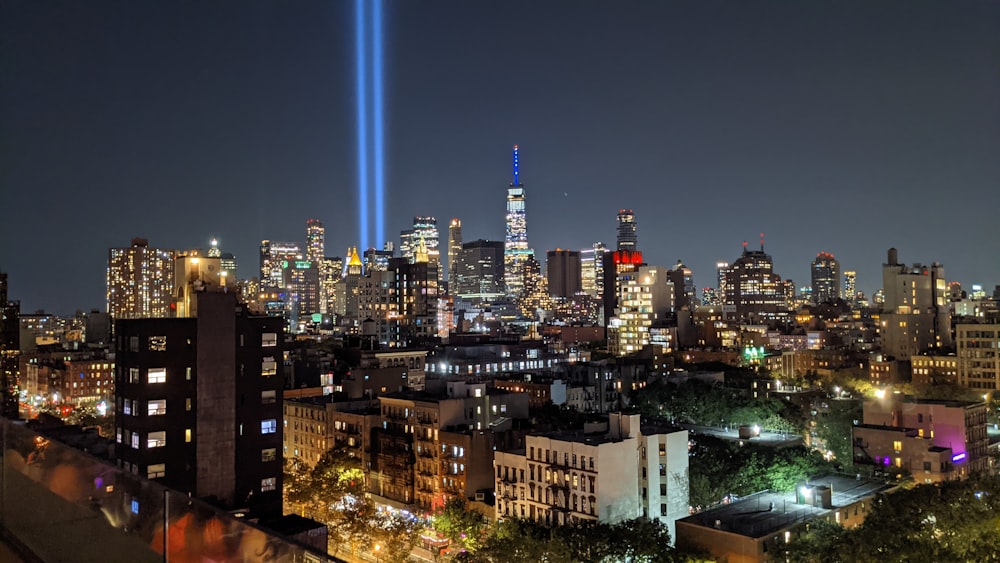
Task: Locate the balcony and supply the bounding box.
[0,418,326,562]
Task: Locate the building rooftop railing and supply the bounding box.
[0,418,331,562]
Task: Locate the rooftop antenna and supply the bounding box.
[512,144,520,186]
[760,233,765,252]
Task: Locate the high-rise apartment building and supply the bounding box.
[843,271,857,301]
[608,266,673,356]
[343,247,365,322]
[722,243,788,324]
[114,291,284,517]
[282,259,321,327]
[447,218,463,293]
[504,145,534,300]
[879,248,952,359]
[305,219,325,263]
[811,252,841,304]
[602,250,644,328]
[580,242,606,299]
[616,209,637,251]
[455,240,506,303]
[107,238,176,320]
[546,250,582,298]
[667,261,696,311]
[0,272,19,418]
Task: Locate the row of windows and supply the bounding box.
[127,333,278,352]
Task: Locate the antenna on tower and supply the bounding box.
[512,144,520,186]
[759,233,765,251]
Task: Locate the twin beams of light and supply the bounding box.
[355,0,385,252]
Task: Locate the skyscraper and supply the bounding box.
[504,145,534,300]
[306,219,325,263]
[580,242,606,299]
[616,209,637,251]
[547,249,582,298]
[667,260,697,311]
[107,238,176,320]
[879,248,952,359]
[722,241,789,324]
[456,240,505,303]
[602,250,644,327]
[399,216,439,265]
[448,218,462,293]
[608,265,672,356]
[843,271,857,301]
[259,240,303,289]
[811,252,841,304]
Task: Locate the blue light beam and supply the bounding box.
[372,0,386,249]
[355,0,369,252]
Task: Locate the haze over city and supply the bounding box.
[2,0,998,315]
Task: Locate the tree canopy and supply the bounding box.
[785,476,1000,562]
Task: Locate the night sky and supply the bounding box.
[2,1,998,315]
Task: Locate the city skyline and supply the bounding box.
[2,1,998,314]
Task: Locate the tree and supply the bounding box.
[431,498,489,552]
[812,399,861,468]
[371,509,421,563]
[784,477,1000,562]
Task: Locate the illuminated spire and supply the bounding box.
[512,144,520,186]
[348,246,363,267]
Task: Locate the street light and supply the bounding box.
[373,544,381,562]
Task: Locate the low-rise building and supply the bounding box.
[493,375,567,409]
[675,475,896,563]
[493,413,688,542]
[852,395,988,482]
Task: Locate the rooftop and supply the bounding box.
[678,475,895,539]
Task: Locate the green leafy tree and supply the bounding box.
[431,498,489,552]
[371,510,421,563]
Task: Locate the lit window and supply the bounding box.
[148,336,167,352]
[147,431,166,448]
[262,333,278,347]
[262,448,277,462]
[261,390,276,404]
[129,368,139,383]
[261,477,277,492]
[261,358,277,376]
[147,463,166,479]
[131,432,139,449]
[261,419,277,434]
[147,400,166,416]
[147,368,166,384]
